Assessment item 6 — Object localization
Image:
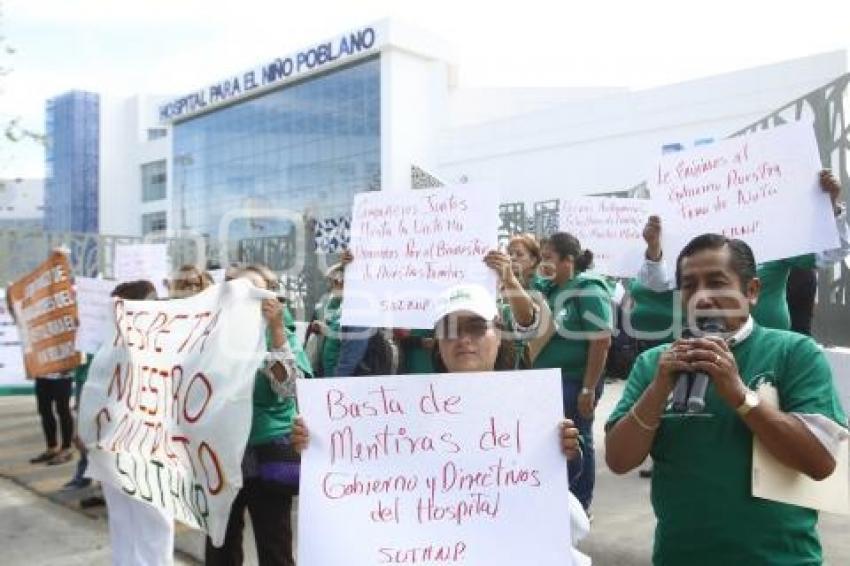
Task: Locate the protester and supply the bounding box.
[605,233,848,565]
[307,261,369,377]
[29,364,75,466]
[531,232,613,513]
[101,279,175,566]
[205,264,312,566]
[638,170,849,330]
[167,264,210,299]
[504,234,554,365]
[293,283,592,565]
[506,233,541,286]
[64,352,93,489]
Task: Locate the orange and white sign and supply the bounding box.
[7,252,79,378]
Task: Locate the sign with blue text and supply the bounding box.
[159,25,382,122]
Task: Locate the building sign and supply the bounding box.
[160,25,381,122]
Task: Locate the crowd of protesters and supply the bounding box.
[8,169,850,565]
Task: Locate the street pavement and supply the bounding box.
[1,383,849,565]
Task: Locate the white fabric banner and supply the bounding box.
[342,185,499,329]
[296,369,573,565]
[0,288,27,389]
[78,280,269,545]
[75,277,118,354]
[560,197,651,277]
[648,121,839,262]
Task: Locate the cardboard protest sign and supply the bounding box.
[560,197,650,277]
[75,277,119,354]
[0,289,28,392]
[648,121,839,263]
[78,280,269,545]
[6,252,79,378]
[296,369,573,566]
[342,186,499,329]
[114,243,170,297]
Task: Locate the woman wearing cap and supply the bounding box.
[292,283,591,564]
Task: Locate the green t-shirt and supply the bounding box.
[627,280,678,343]
[532,274,613,380]
[753,255,816,331]
[607,325,846,566]
[248,308,314,446]
[404,328,436,374]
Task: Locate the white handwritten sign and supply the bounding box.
[560,197,650,277]
[296,369,573,566]
[342,186,499,329]
[78,280,269,545]
[648,122,839,262]
[0,289,27,390]
[114,243,170,297]
[75,277,118,354]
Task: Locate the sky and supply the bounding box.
[1,0,849,178]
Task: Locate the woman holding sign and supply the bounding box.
[531,232,613,515]
[206,264,312,566]
[293,283,591,565]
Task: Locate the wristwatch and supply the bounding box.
[580,387,593,396]
[736,389,760,417]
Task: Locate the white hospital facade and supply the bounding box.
[97,20,848,240]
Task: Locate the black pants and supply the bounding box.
[787,267,817,336]
[205,479,295,566]
[34,378,73,450]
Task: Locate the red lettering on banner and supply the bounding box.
[198,441,224,495]
[183,372,212,424]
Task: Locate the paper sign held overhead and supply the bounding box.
[560,197,651,278]
[648,122,839,263]
[342,185,499,329]
[296,369,574,566]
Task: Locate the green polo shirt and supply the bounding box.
[627,280,678,343]
[532,274,613,380]
[753,255,816,331]
[608,324,846,565]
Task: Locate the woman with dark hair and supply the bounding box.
[531,232,613,515]
[293,283,592,564]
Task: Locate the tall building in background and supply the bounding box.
[44,90,100,232]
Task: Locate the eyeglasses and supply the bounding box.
[435,316,497,341]
[172,277,203,291]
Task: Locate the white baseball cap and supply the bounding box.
[431,284,499,327]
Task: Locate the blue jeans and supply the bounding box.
[562,377,604,510]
